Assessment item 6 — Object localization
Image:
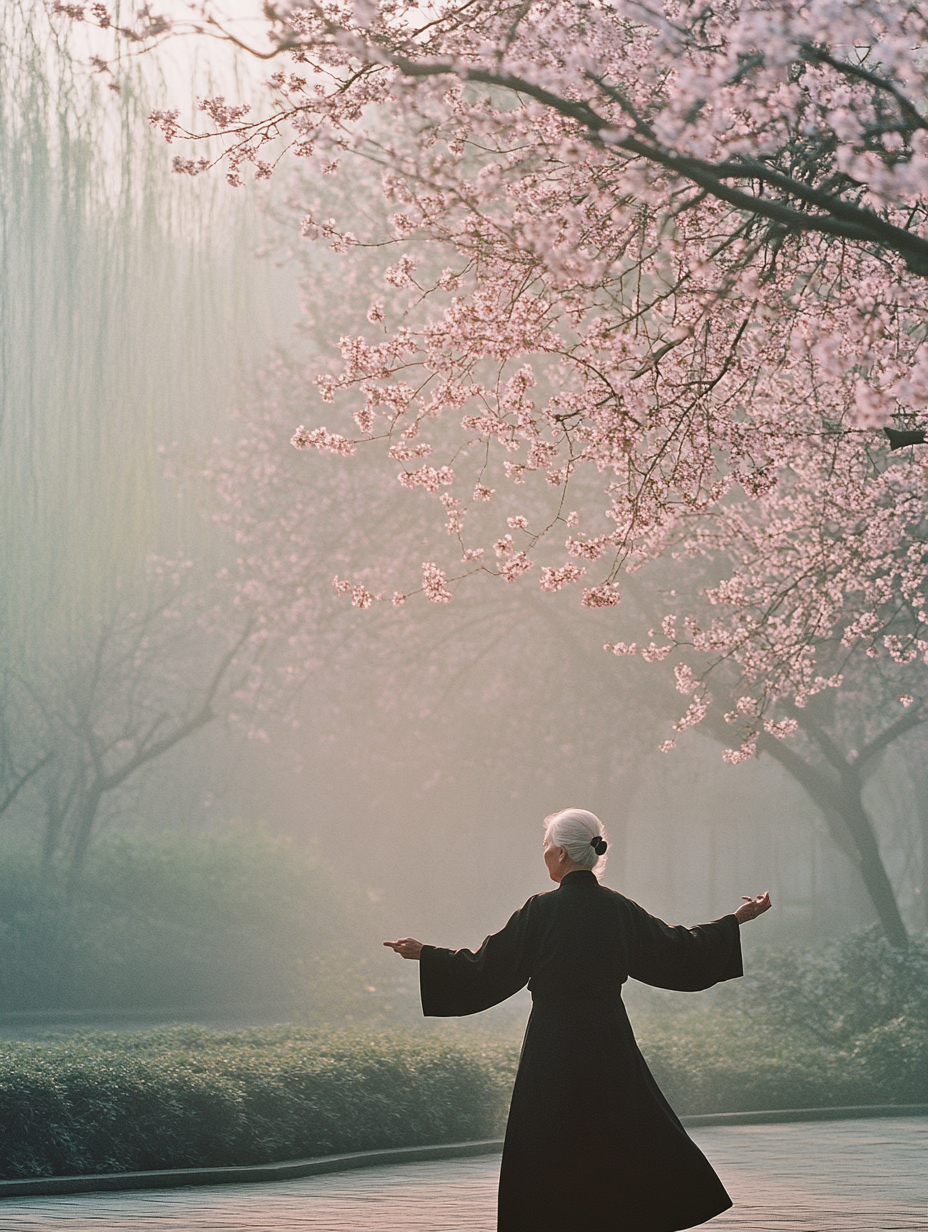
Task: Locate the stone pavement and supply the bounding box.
[0,1117,923,1231]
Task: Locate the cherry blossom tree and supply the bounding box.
[218,254,921,945]
[208,357,670,895]
[700,660,923,948]
[72,1,926,684]
[59,0,928,938]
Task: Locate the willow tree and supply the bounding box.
[0,3,278,875]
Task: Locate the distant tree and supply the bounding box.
[905,760,928,929]
[3,562,266,883]
[0,702,51,825]
[708,679,922,948]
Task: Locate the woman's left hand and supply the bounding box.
[383,937,424,960]
[734,892,771,924]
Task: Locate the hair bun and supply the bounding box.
[590,836,607,856]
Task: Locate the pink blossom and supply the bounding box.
[673,693,712,732]
[290,425,356,456]
[198,96,251,129]
[384,255,417,288]
[499,551,533,583]
[351,583,376,609]
[640,643,672,663]
[149,109,180,143]
[581,583,621,609]
[421,561,452,603]
[722,736,758,765]
[540,563,586,592]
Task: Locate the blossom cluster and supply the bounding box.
[106,0,928,748]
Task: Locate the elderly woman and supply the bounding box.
[385,807,771,1232]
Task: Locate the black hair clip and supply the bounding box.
[589,837,608,856]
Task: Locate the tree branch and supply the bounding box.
[388,58,928,275]
[0,751,53,820]
[96,622,254,795]
[786,705,855,778]
[856,706,926,770]
[800,43,928,132]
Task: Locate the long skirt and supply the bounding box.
[497,993,732,1232]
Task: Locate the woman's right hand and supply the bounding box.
[383,937,424,960]
[734,892,771,924]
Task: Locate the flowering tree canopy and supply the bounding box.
[79,2,927,696]
[60,1,928,938]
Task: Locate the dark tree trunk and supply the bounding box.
[66,785,105,894]
[753,731,910,948]
[701,707,915,948]
[835,787,910,949]
[907,766,928,931]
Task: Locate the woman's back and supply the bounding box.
[523,872,636,1000]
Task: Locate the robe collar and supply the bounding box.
[559,869,598,888]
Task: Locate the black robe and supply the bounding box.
[419,870,743,1232]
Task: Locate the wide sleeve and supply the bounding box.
[419,901,535,1016]
[625,902,743,992]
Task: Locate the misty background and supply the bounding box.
[1,3,925,1037]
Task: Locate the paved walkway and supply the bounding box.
[0,1117,923,1231]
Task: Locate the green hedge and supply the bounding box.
[735,926,928,1048]
[636,925,928,1114]
[639,1012,928,1115]
[2,1011,925,1180]
[2,927,926,1180]
[0,1027,519,1180]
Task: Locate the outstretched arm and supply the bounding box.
[396,902,535,1016]
[734,893,771,925]
[384,937,424,960]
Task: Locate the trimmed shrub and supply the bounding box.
[0,1027,519,1179]
[634,925,928,1114]
[2,928,925,1180]
[637,1013,927,1115]
[735,926,928,1048]
[848,1016,928,1104]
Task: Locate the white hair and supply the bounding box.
[543,807,608,874]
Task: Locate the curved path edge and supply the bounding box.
[3,1104,925,1199]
